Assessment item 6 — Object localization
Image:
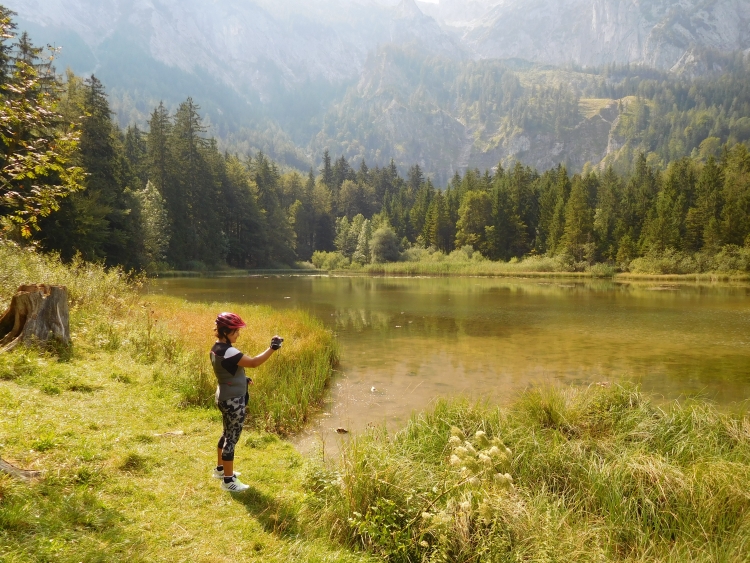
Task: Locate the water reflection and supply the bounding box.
[151,275,750,450]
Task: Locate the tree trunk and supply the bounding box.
[0,458,41,480]
[0,284,71,352]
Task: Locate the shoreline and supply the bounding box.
[150,268,750,283]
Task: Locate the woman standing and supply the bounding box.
[210,312,283,492]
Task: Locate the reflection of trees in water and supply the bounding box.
[333,307,495,339]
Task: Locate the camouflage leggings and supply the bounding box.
[216,396,246,461]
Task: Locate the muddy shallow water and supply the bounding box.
[151,275,750,451]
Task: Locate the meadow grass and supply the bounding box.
[0,242,366,562]
[305,385,750,562]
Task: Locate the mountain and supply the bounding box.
[5,0,750,176]
[458,0,750,71]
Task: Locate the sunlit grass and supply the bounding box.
[144,296,340,434]
[305,385,750,562]
[0,242,368,562]
[0,349,373,563]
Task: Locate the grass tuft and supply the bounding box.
[305,385,750,561]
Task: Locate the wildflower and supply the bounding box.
[460,500,471,510]
[467,477,480,487]
[454,446,469,458]
[475,430,490,448]
[450,427,466,440]
[420,540,430,548]
[478,453,493,466]
[487,446,501,458]
[464,441,477,455]
[421,512,432,520]
[463,458,480,472]
[449,454,461,466]
[478,501,493,520]
[505,447,513,457]
[494,473,511,488]
[448,436,462,447]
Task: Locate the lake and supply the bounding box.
[151,275,750,449]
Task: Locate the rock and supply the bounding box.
[335,427,349,434]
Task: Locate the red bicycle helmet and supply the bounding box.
[215,312,246,330]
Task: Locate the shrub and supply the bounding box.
[370,226,400,263]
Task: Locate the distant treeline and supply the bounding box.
[1,11,749,272]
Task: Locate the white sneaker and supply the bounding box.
[212,468,241,479]
[221,475,250,492]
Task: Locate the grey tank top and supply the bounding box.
[210,342,247,402]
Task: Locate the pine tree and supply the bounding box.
[594,167,621,260]
[561,174,595,261]
[250,151,295,265]
[545,167,571,254]
[720,144,750,246]
[455,190,492,254]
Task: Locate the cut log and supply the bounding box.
[0,458,41,480]
[0,284,71,353]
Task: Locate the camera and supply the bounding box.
[271,336,284,350]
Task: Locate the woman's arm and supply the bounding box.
[237,336,282,368]
[237,347,274,368]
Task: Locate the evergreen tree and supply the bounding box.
[250,151,295,265]
[561,174,595,261]
[720,144,750,246]
[594,166,621,260]
[455,190,492,255]
[135,180,170,271]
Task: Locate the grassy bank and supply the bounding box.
[357,265,750,282]
[313,245,750,281]
[0,242,365,562]
[305,385,750,562]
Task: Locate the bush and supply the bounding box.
[629,248,701,274]
[311,251,350,270]
[370,226,400,263]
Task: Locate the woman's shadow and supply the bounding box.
[230,485,299,538]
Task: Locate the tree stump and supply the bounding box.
[0,284,71,353]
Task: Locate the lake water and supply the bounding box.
[151,275,750,449]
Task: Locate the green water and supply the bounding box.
[151,275,750,445]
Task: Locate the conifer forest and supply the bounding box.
[2,7,750,274]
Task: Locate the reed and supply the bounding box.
[305,385,750,562]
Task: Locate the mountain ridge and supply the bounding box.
[6,0,750,176]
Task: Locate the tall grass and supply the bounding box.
[0,242,141,327]
[0,242,340,435]
[142,297,339,435]
[304,385,750,562]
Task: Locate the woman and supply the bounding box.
[210,312,283,492]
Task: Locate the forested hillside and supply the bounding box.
[6,0,750,176]
[2,9,749,275]
[316,46,750,179]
